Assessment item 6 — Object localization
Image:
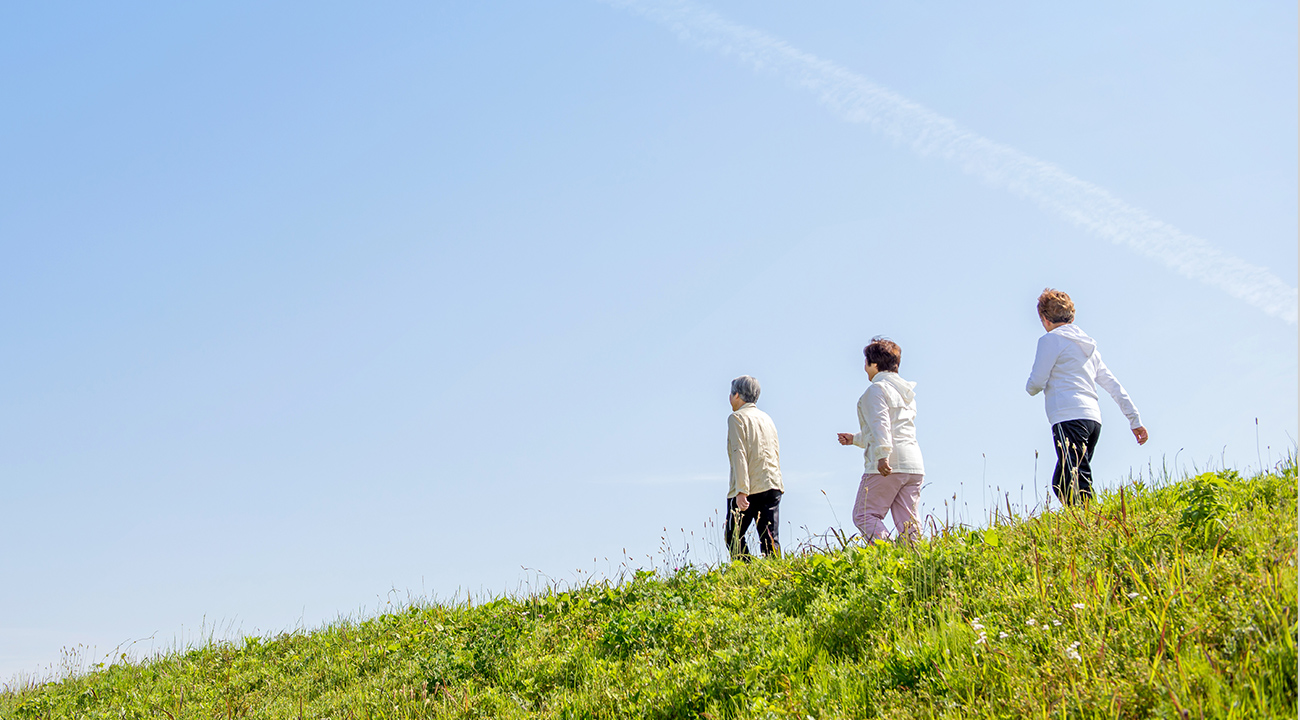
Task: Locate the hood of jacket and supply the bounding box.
[1050,324,1097,357]
[873,371,917,405]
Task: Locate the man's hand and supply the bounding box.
[837,433,855,446]
[735,492,750,511]
[1132,426,1149,446]
[877,458,892,476]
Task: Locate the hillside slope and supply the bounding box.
[4,464,1297,719]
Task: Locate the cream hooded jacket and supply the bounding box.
[852,371,925,475]
[1026,324,1142,429]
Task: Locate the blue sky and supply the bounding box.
[2,1,1295,680]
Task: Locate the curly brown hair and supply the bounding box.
[864,337,901,373]
[1037,288,1075,324]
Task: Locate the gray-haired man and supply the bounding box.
[725,375,784,559]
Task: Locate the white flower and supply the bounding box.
[1052,620,1062,627]
[1025,618,1037,626]
[1126,592,1139,599]
[974,634,987,646]
[1067,649,1081,661]
[998,631,1009,639]
[1141,596,1149,602]
[1071,603,1086,610]
[971,622,985,631]
[1070,641,1081,648]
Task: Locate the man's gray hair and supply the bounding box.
[730,375,761,404]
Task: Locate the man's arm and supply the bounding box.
[1026,335,1056,396]
[1095,357,1145,441]
[727,414,751,498]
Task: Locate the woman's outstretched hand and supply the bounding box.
[837,433,855,446]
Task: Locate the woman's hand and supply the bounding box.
[877,458,892,476]
[837,433,855,446]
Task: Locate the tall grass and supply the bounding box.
[3,461,1295,719]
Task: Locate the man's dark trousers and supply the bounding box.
[1052,419,1101,504]
[725,489,782,559]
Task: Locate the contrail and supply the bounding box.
[601,0,1298,324]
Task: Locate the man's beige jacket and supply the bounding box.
[726,403,784,498]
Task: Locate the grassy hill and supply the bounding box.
[4,463,1296,719]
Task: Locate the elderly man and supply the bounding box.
[725,375,784,559]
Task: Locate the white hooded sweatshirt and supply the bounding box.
[1026,324,1142,429]
[852,371,925,475]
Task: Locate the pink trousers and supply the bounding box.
[852,472,923,542]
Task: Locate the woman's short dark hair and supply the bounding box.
[864,337,901,373]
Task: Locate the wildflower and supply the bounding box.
[1025,618,1037,626]
[1126,592,1139,599]
[998,631,1009,639]
[974,633,987,646]
[1052,620,1062,627]
[1071,603,1086,610]
[971,621,985,631]
[1067,648,1081,661]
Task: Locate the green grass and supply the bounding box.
[4,463,1296,719]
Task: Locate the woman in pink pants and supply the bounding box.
[837,337,925,543]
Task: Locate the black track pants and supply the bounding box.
[1051,419,1101,504]
[725,489,782,559]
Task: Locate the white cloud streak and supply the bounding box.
[602,0,1297,324]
